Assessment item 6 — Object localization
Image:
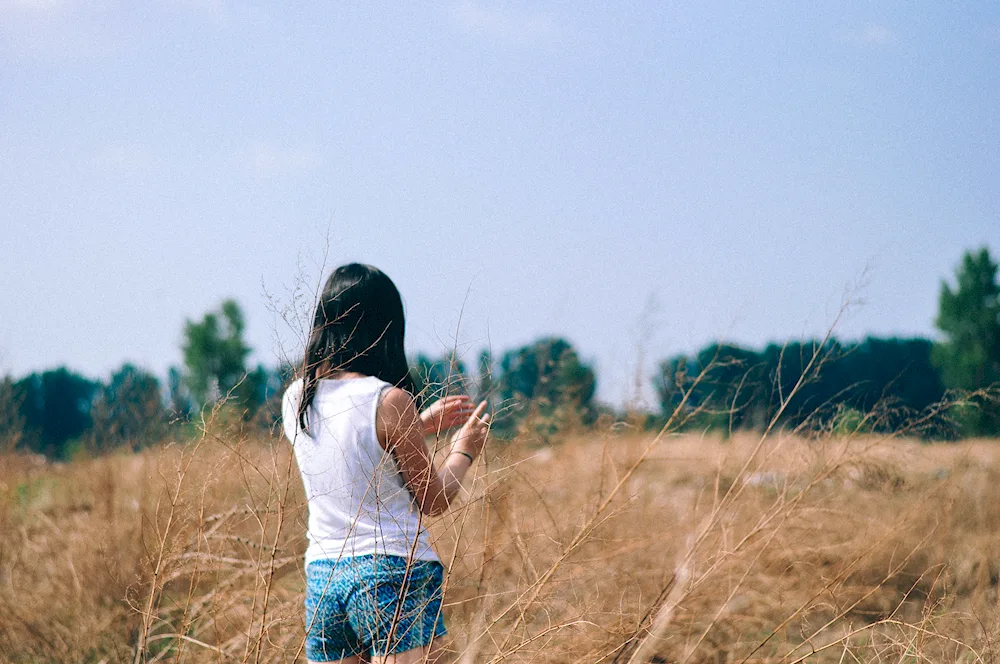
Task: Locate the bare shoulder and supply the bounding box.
[379,386,417,418]
[375,387,419,448]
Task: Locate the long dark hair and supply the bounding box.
[297,263,417,431]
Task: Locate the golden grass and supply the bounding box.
[3,423,1000,663]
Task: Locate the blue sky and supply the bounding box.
[2,1,998,406]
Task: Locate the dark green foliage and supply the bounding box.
[411,354,468,404]
[495,337,597,434]
[757,340,844,429]
[476,348,494,405]
[240,364,270,416]
[654,353,692,415]
[14,368,100,458]
[499,337,596,406]
[166,366,192,419]
[656,342,777,433]
[4,247,994,449]
[655,337,947,436]
[90,364,167,450]
[182,299,262,416]
[247,364,289,432]
[701,343,770,430]
[933,247,1000,434]
[844,337,946,431]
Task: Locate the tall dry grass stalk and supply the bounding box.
[3,377,1000,662]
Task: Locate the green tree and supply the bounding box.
[841,337,946,434]
[249,363,292,431]
[166,365,193,419]
[412,354,468,404]
[497,337,596,434]
[14,368,100,458]
[934,247,1000,434]
[476,348,494,405]
[655,344,767,433]
[241,363,270,419]
[182,299,264,415]
[91,364,166,450]
[655,336,948,436]
[655,353,693,417]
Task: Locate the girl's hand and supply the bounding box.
[451,401,490,460]
[419,395,477,435]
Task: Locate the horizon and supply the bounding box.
[2,1,998,406]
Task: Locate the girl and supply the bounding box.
[282,263,490,664]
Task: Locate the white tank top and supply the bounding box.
[281,376,438,564]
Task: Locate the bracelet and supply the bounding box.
[451,450,475,464]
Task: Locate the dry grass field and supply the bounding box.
[3,418,1000,663]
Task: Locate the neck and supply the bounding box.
[316,363,367,381]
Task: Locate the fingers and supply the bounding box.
[443,399,475,424]
[453,401,491,458]
[421,395,482,433]
[458,401,487,430]
[465,402,490,436]
[439,396,474,412]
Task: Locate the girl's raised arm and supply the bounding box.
[376,387,489,516]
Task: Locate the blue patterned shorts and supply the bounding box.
[304,555,447,660]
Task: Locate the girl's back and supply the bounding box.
[285,264,489,661]
[282,376,437,564]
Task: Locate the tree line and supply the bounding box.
[655,247,999,437]
[1,247,997,458]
